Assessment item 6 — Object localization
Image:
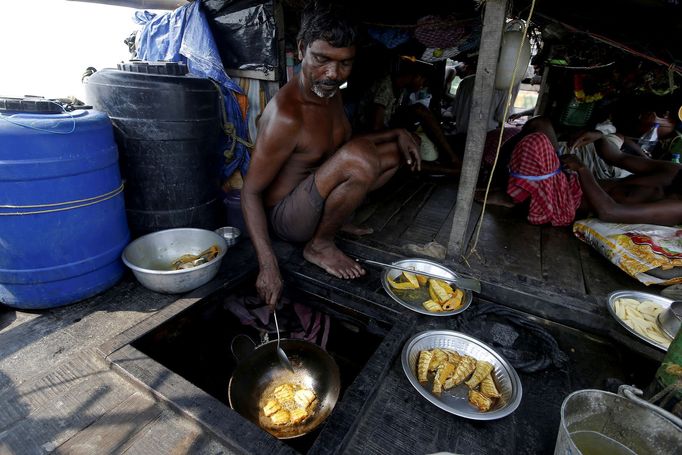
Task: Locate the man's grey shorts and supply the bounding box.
[268,173,324,243]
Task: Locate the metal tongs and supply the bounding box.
[357,258,481,293]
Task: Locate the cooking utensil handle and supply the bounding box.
[274,310,281,348]
[618,385,682,429]
[230,334,256,362]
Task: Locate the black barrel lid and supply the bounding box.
[117,61,189,76]
[0,97,64,114]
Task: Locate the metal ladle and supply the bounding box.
[273,309,295,372]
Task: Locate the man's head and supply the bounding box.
[297,2,358,99]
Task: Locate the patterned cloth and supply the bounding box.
[507,132,583,226]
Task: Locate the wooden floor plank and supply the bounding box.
[118,408,237,455]
[578,242,647,299]
[402,182,458,245]
[0,366,135,455]
[463,205,544,281]
[540,226,586,296]
[378,183,436,246]
[362,180,428,236]
[0,349,106,431]
[55,391,163,455]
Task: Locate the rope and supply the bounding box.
[0,183,124,216]
[466,0,537,260]
[208,79,254,160]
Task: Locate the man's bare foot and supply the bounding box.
[340,223,374,236]
[303,240,366,279]
[474,189,515,208]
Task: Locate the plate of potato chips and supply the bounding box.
[607,290,674,350]
[381,258,472,316]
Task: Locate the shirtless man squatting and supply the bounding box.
[241,4,422,308]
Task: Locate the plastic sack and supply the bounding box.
[134,1,251,179]
[202,0,277,74]
[573,219,682,285]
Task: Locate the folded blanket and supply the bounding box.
[507,132,583,226]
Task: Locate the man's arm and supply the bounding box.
[561,155,682,226]
[241,106,301,309]
[593,138,679,186]
[355,127,422,171]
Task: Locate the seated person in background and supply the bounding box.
[241,3,421,308]
[485,114,682,227]
[353,59,461,169]
[606,95,681,159]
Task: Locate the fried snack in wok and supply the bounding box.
[270,409,291,426]
[262,382,317,426]
[263,399,281,417]
[294,389,316,408]
[290,408,308,424]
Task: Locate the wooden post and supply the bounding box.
[447,0,507,260]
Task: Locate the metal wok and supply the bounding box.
[228,337,341,439]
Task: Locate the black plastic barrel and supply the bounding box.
[84,61,223,237]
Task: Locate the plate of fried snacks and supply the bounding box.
[381,259,472,316]
[401,330,522,420]
[607,290,674,350]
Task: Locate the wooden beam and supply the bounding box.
[447,0,507,260]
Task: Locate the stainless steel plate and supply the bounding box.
[607,290,674,351]
[380,259,473,316]
[401,330,522,421]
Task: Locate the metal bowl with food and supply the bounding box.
[228,337,340,439]
[380,258,473,316]
[401,330,522,421]
[607,290,674,351]
[122,228,227,294]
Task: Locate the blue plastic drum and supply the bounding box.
[0,98,130,309]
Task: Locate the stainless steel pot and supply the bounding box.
[228,335,340,439]
[554,386,682,454]
[121,228,227,294]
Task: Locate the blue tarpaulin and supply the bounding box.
[134,1,251,180]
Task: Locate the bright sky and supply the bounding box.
[0,0,163,102]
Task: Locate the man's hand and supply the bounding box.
[256,264,282,311]
[568,130,603,150]
[397,129,421,171]
[560,154,585,172]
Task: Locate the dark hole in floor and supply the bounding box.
[132,276,392,453]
